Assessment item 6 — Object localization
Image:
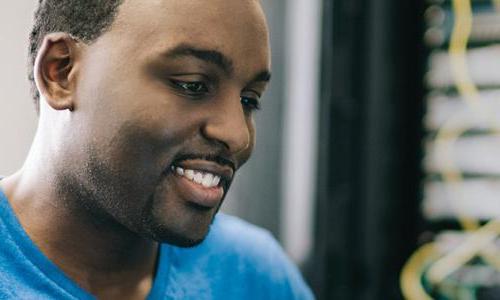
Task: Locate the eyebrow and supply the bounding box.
[251,70,272,83]
[164,44,234,75]
[163,43,272,84]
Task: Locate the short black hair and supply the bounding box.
[28,0,125,113]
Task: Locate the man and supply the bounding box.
[0,0,313,299]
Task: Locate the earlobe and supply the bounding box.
[34,33,80,111]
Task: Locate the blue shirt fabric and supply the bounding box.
[0,189,314,299]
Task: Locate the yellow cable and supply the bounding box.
[431,0,500,275]
[427,219,500,284]
[438,0,480,231]
[433,117,478,231]
[427,0,500,281]
[400,243,438,300]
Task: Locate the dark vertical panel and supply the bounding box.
[307,0,369,298]
[359,1,425,299]
[308,0,425,299]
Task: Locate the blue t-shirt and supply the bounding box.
[0,189,314,299]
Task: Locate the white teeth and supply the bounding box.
[202,173,214,188]
[193,172,203,184]
[185,169,195,180]
[173,166,222,188]
[176,167,184,176]
[212,176,221,186]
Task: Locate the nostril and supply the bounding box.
[201,119,250,154]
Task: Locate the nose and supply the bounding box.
[202,96,251,155]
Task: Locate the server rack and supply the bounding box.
[401,1,500,299]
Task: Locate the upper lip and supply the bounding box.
[171,159,234,183]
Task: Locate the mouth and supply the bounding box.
[171,165,223,189]
[164,158,234,209]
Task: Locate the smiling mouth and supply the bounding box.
[163,158,234,209]
[168,156,234,189]
[170,165,222,189]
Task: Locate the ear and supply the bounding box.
[34,33,81,111]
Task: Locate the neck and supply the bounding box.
[1,153,158,298]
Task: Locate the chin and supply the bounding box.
[159,234,205,248]
[146,221,210,248]
[142,195,219,247]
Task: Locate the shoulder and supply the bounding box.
[173,213,281,267]
[184,213,315,299]
[208,213,277,254]
[206,213,296,273]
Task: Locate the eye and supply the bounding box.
[240,96,261,111]
[171,80,209,95]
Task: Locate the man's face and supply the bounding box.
[60,0,271,246]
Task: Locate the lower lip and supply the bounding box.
[171,173,224,209]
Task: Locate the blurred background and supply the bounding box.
[2,0,500,299]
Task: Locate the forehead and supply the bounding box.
[101,0,270,73]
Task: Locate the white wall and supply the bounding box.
[0,2,38,175]
[281,0,321,264]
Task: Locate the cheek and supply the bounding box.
[78,45,209,148]
[77,64,185,149]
